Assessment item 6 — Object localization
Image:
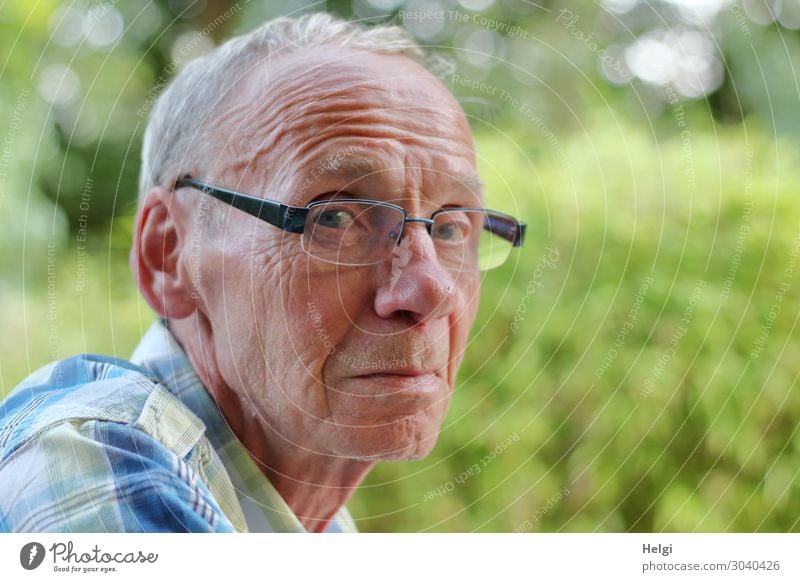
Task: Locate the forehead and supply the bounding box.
[209,45,477,192]
[297,143,485,208]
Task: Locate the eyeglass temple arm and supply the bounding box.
[484,214,527,247]
[175,176,307,233]
[513,222,526,247]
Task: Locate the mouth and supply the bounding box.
[356,368,437,377]
[349,370,442,392]
[328,366,449,422]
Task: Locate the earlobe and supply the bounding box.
[130,187,197,319]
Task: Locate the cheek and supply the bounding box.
[446,281,481,383]
[289,266,373,360]
[460,277,481,330]
[205,242,294,363]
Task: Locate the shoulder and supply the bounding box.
[1,354,155,456]
[0,353,204,461]
[0,354,233,533]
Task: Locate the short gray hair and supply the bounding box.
[138,12,446,201]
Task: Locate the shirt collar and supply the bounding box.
[130,318,357,533]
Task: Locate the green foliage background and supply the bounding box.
[2,0,800,531]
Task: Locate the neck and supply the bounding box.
[232,404,375,532]
[168,314,375,532]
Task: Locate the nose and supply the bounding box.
[373,222,460,325]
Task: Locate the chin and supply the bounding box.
[332,413,443,461]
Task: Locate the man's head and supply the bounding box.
[131,13,482,462]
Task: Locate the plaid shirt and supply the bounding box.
[0,320,357,533]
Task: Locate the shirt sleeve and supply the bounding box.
[0,418,236,533]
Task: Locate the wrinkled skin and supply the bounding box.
[132,46,482,531]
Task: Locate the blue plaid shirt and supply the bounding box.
[0,320,357,533]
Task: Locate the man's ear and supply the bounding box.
[130,186,197,319]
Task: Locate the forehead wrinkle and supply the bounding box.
[218,56,412,151]
[234,60,464,135]
[211,48,475,194]
[206,69,393,182]
[456,172,485,197]
[284,104,476,172]
[238,112,471,196]
[262,100,469,157]
[319,156,384,177]
[216,99,397,186]
[312,154,482,194]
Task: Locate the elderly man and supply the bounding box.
[0,13,524,532]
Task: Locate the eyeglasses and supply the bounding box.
[175,175,526,272]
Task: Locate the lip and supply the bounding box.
[348,371,441,391]
[354,368,439,378]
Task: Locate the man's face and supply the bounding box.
[190,47,481,461]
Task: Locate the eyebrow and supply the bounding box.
[458,173,485,194]
[316,156,383,181]
[313,155,485,195]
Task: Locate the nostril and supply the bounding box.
[397,309,415,320]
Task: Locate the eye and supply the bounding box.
[433,222,459,240]
[315,208,355,229]
[433,212,473,242]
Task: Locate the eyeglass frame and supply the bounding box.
[174,175,526,261]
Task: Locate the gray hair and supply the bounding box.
[138,12,449,201]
